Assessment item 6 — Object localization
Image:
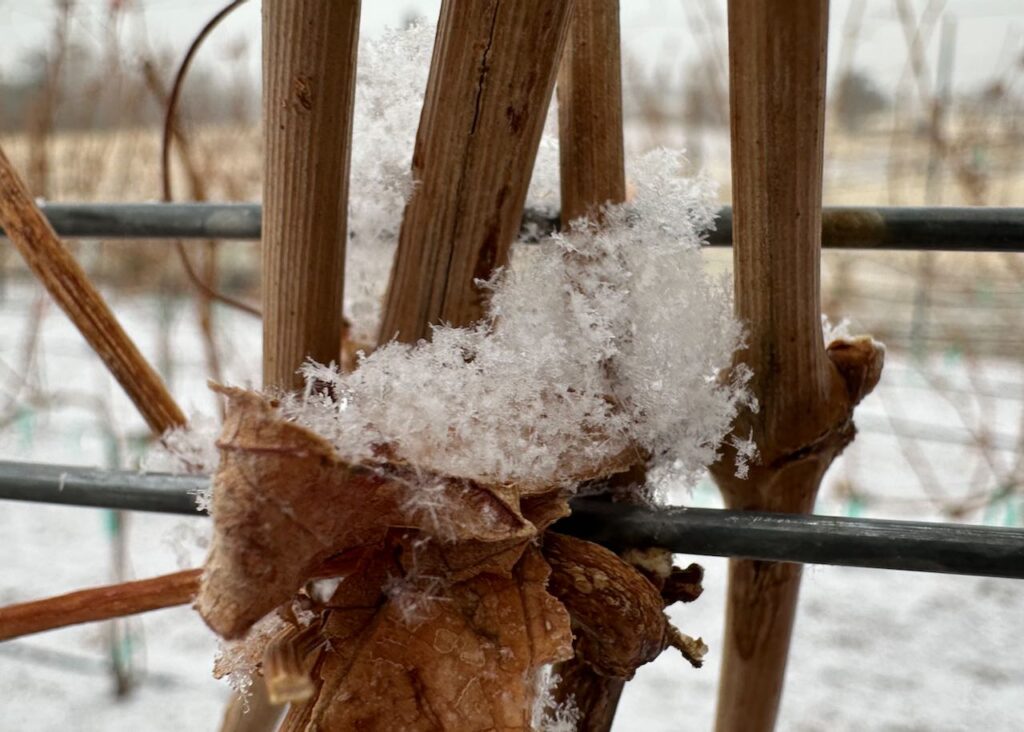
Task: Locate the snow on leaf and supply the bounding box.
[197,385,560,640]
[196,385,700,729]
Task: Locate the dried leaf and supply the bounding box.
[262,620,328,705]
[289,547,572,731]
[199,385,559,638]
[826,336,885,406]
[198,385,694,728]
[542,533,671,679]
[199,387,405,638]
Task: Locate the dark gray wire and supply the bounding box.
[2,461,1022,579]
[7,203,1024,252]
[0,461,205,516]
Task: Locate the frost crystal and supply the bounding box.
[143,416,221,510]
[344,23,434,344]
[212,612,289,700]
[531,668,581,732]
[280,148,748,492]
[822,314,853,344]
[382,573,448,627]
[143,415,220,476]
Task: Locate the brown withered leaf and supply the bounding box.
[201,387,400,638]
[200,386,698,729]
[280,547,572,731]
[542,533,672,679]
[199,386,559,640]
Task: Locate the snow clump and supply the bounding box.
[281,149,750,492]
[154,22,752,501]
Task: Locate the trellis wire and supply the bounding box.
[1,461,1021,580]
[3,203,1022,252]
[3,203,1023,580]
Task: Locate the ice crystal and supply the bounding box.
[531,668,581,732]
[344,23,435,344]
[143,415,219,477]
[212,612,288,700]
[822,314,853,344]
[279,148,749,492]
[382,574,449,628]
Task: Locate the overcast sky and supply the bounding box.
[1,0,1021,95]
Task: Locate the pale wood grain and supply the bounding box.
[261,0,360,390]
[379,0,574,343]
[558,0,626,227]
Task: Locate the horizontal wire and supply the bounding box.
[1,461,1022,579]
[0,203,1021,252]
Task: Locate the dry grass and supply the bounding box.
[0,125,261,203]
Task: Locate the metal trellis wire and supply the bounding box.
[0,203,1021,252]
[1,461,1022,580]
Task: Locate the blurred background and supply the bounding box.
[0,1,1022,730]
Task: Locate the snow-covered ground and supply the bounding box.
[1,283,1022,730]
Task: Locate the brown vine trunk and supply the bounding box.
[711,3,882,730]
[549,2,630,730]
[261,0,361,390]
[379,0,574,344]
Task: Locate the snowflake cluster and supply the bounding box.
[344,23,434,344]
[532,669,581,732]
[281,149,749,492]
